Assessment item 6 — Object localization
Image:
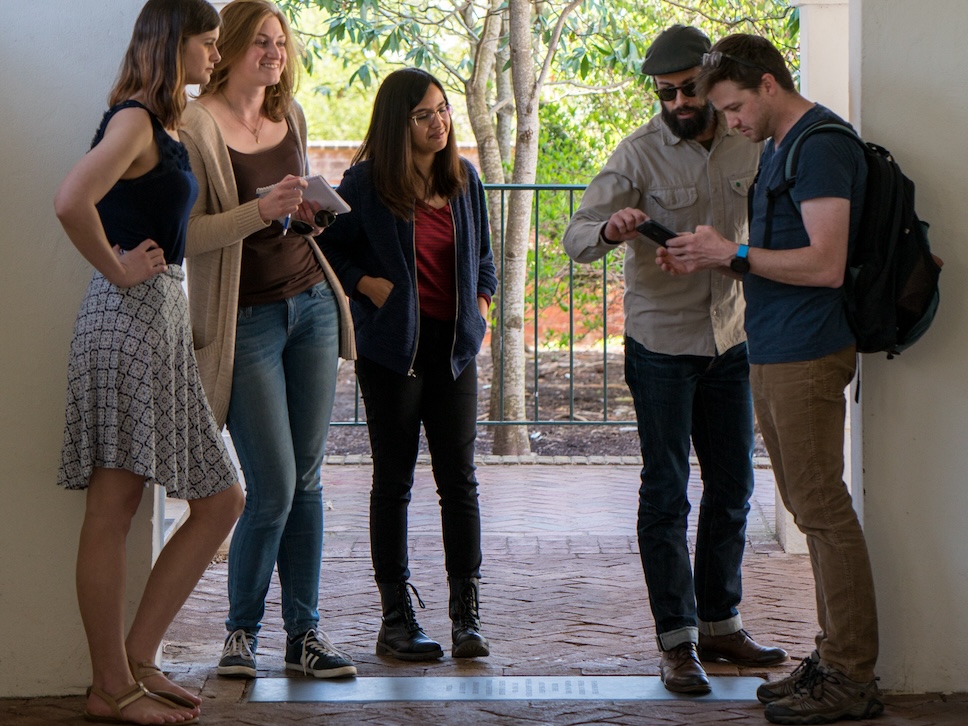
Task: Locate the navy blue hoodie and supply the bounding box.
[319,159,497,378]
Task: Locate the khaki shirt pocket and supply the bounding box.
[649,185,698,211]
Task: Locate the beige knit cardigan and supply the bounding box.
[181,100,356,428]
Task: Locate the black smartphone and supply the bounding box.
[636,219,679,246]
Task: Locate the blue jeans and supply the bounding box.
[356,317,482,584]
[624,337,754,650]
[225,281,339,639]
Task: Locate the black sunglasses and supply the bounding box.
[702,51,771,75]
[289,209,338,236]
[655,81,699,103]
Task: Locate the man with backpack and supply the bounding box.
[658,34,884,725]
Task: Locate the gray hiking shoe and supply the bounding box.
[285,628,357,678]
[765,662,884,724]
[758,651,820,704]
[217,629,257,678]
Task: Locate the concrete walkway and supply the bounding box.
[3,463,964,724]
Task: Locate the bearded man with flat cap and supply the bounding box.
[563,24,787,694]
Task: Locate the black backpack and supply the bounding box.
[759,120,942,358]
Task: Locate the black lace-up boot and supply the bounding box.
[375,582,443,661]
[449,577,490,658]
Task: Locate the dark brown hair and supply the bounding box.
[696,33,796,97]
[109,0,220,129]
[353,68,467,220]
[197,0,299,122]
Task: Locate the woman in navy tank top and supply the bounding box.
[53,1,244,723]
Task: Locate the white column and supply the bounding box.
[0,1,152,697]
[777,0,851,555]
[850,0,968,693]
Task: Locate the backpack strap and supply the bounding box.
[762,119,862,249]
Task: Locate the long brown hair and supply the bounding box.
[353,68,467,220]
[197,0,299,122]
[109,0,220,129]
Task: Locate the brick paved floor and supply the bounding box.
[3,463,965,725]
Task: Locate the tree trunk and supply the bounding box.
[487,0,542,456]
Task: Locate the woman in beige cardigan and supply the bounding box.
[181,0,355,682]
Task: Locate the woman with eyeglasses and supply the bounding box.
[53,1,244,722]
[319,67,497,661]
[181,0,357,681]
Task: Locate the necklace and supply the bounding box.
[222,94,265,143]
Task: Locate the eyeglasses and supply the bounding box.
[411,104,452,128]
[655,81,699,103]
[702,51,771,75]
[289,209,337,236]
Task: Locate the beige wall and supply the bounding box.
[0,1,155,696]
[852,0,968,693]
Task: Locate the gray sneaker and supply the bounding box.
[285,629,357,678]
[765,663,884,724]
[217,629,257,678]
[758,651,820,704]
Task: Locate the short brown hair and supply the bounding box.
[696,34,795,97]
[198,0,300,122]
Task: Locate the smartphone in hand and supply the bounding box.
[636,219,679,247]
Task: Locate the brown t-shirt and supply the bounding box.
[229,125,324,306]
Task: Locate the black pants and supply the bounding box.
[356,317,483,583]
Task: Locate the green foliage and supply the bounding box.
[280,0,799,349]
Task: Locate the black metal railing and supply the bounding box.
[332,182,635,428]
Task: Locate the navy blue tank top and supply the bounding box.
[92,100,198,265]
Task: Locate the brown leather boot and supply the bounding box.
[660,642,710,694]
[698,629,788,667]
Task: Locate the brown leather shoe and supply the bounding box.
[698,629,788,667]
[660,642,711,694]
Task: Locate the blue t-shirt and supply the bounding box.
[744,105,866,364]
[92,100,198,266]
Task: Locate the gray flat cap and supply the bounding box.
[641,25,711,76]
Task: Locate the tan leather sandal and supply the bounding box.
[83,681,198,724]
[127,658,199,709]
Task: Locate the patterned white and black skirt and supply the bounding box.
[57,265,236,500]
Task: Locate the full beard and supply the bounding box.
[661,101,715,141]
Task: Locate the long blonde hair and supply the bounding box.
[109,0,220,129]
[197,0,299,122]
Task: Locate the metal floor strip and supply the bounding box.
[248,675,764,703]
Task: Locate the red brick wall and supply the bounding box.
[307,142,481,185]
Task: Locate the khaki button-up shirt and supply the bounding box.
[562,113,761,357]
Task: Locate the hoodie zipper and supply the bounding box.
[406,214,420,377]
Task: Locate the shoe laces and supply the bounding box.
[454,583,480,629]
[400,583,427,634]
[223,629,255,659]
[302,630,346,666]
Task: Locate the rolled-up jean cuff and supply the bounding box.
[699,614,743,637]
[657,626,699,651]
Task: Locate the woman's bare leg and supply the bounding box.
[125,483,244,707]
[77,466,198,724]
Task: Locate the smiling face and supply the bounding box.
[182,28,221,86]
[234,14,286,89]
[409,83,451,159]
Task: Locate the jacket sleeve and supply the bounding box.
[182,104,268,257]
[316,170,368,298]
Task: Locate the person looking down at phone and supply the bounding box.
[562,24,786,695]
[181,0,357,682]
